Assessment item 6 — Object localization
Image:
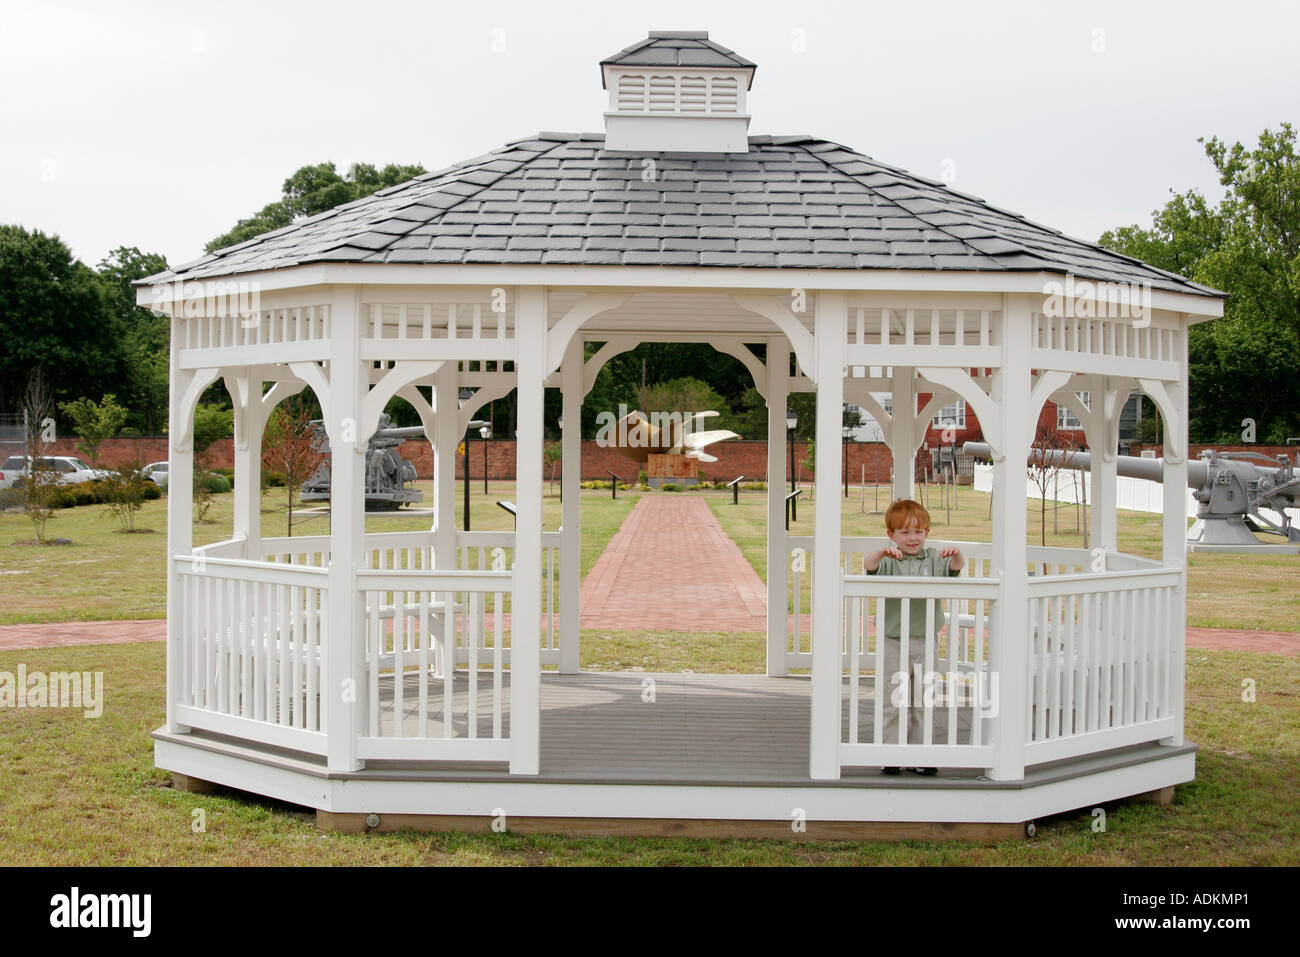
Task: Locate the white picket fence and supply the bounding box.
[972,463,1197,517]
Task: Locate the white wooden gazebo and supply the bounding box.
[139,31,1224,838]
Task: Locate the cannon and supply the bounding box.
[300,413,425,509]
[962,441,1300,553]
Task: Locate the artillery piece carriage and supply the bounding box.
[300,413,425,510]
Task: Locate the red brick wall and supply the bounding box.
[37,437,232,468]
[450,439,901,484]
[398,438,891,483]
[29,435,902,483]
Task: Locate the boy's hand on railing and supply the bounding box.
[863,545,903,571]
[940,546,965,571]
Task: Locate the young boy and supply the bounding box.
[863,499,964,775]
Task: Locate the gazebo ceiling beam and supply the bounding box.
[581,337,639,398]
[844,385,893,446]
[545,293,632,379]
[1026,370,1074,446]
[173,367,221,452]
[361,361,444,440]
[1137,378,1186,464]
[728,295,816,383]
[288,361,333,431]
[396,384,437,444]
[914,386,960,451]
[709,339,769,400]
[916,366,1004,459]
[459,380,515,434]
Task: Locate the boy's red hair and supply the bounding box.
[885,498,931,532]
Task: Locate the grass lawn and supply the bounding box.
[1,482,1297,864]
[0,639,1295,865]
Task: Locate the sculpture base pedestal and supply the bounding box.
[647,453,699,489]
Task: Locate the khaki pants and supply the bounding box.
[879,634,926,745]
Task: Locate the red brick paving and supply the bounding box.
[0,619,165,650]
[578,494,769,632]
[1185,627,1298,656]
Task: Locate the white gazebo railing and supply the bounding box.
[356,568,512,761]
[172,526,564,766]
[1024,566,1180,764]
[174,553,328,756]
[782,536,1184,775]
[839,574,1001,771]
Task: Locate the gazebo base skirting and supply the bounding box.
[154,671,1194,840]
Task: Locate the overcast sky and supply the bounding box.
[3,0,1297,270]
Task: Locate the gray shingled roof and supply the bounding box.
[142,132,1222,298]
[599,30,756,80]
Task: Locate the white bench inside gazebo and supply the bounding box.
[141,30,1224,839]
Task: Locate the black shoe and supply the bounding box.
[882,766,902,775]
[911,767,938,775]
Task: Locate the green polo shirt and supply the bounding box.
[868,547,961,639]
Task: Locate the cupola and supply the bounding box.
[599,31,756,153]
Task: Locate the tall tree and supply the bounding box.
[97,247,171,434]
[58,394,127,470]
[207,161,427,252]
[262,397,325,537]
[1099,123,1300,443]
[0,226,121,414]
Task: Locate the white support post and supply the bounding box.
[165,318,194,736]
[433,365,459,570]
[890,366,916,502]
[809,292,846,780]
[559,335,582,674]
[325,287,364,773]
[766,337,790,677]
[987,294,1032,782]
[511,286,546,775]
[1160,377,1188,747]
[228,370,264,558]
[1090,376,1119,553]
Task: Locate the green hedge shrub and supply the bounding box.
[44,478,162,509]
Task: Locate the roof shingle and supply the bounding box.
[140,132,1222,298]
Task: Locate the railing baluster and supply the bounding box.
[467,592,478,739]
[922,598,935,746]
[493,589,504,739]
[873,597,886,745]
[442,590,454,738]
[308,586,320,732]
[847,595,859,745]
[368,595,380,737]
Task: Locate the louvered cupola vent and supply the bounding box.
[600,31,755,153]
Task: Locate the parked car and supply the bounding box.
[140,461,168,489]
[0,455,110,490]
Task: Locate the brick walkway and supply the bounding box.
[1184,627,1299,656]
[578,494,768,632]
[0,619,165,650]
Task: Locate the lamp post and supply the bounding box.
[786,410,797,492]
[463,418,489,532]
[786,409,797,525]
[480,424,491,495]
[843,425,851,498]
[557,416,563,503]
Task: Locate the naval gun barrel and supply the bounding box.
[371,425,427,441]
[961,442,1210,486]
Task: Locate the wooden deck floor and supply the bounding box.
[373,671,984,784]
